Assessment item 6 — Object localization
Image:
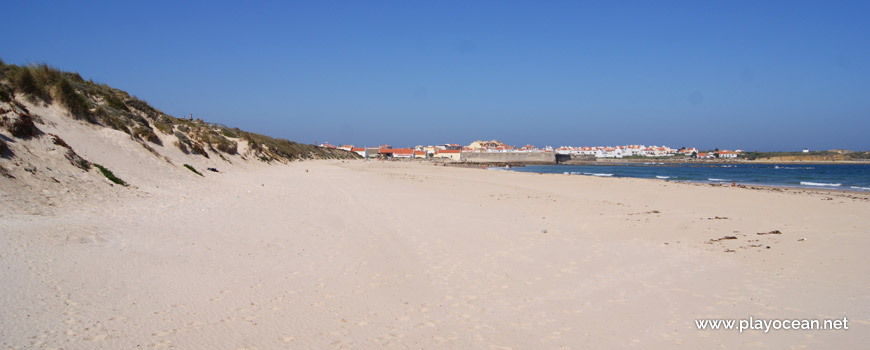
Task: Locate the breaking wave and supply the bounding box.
[775,166,815,170]
[800,181,841,187]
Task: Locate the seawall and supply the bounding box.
[461,152,555,164]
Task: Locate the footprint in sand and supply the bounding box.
[84,334,108,341]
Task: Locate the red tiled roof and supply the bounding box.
[388,148,415,155]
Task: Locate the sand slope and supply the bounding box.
[2,154,868,348]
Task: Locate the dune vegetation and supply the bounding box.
[0,61,360,163]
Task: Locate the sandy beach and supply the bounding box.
[2,156,868,349]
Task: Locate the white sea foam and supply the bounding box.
[850,186,870,191]
[775,166,815,170]
[583,173,613,177]
[801,181,841,187]
[708,178,729,182]
[656,176,670,179]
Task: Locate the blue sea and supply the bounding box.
[505,163,870,191]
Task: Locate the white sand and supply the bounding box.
[2,103,869,348]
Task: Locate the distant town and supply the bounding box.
[316,140,745,160]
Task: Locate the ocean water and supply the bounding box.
[505,163,870,191]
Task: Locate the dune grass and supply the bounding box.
[93,164,128,186]
[55,78,94,122]
[10,67,51,102]
[0,61,360,163]
[0,85,11,102]
[133,125,162,145]
[183,164,204,176]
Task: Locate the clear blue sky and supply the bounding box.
[4,1,869,150]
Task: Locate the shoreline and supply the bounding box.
[434,159,870,193]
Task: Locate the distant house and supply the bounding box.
[392,148,415,158]
[438,144,462,150]
[435,149,462,161]
[519,144,537,152]
[678,148,698,156]
[380,148,415,159]
[716,150,738,158]
[351,147,366,157]
[364,147,379,158]
[414,150,427,159]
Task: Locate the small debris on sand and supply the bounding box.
[708,236,738,243]
[757,230,782,235]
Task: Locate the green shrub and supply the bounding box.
[192,127,237,155]
[31,64,63,85]
[93,163,128,186]
[125,111,149,127]
[0,86,10,102]
[64,71,85,83]
[95,107,130,134]
[153,115,174,134]
[65,150,91,171]
[214,139,237,154]
[174,131,191,146]
[55,78,94,122]
[174,140,189,154]
[183,163,203,176]
[0,138,8,157]
[100,92,129,111]
[133,125,162,145]
[125,98,160,119]
[239,131,359,162]
[190,142,209,158]
[11,68,51,102]
[154,120,173,134]
[220,128,237,138]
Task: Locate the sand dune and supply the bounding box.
[2,154,869,348]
